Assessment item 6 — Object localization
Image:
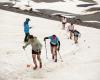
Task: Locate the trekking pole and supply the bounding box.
[44,40,48,59]
[58,51,63,62]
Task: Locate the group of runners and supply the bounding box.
[23,17,81,70]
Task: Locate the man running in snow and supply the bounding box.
[73,30,81,44]
[67,22,74,39]
[44,35,60,62]
[24,18,31,42]
[23,35,42,70]
[61,16,67,29]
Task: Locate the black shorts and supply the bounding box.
[50,43,57,47]
[69,30,74,33]
[74,35,78,37]
[62,22,66,24]
[32,50,41,55]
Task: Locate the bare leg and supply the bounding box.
[62,23,65,29]
[51,46,54,59]
[74,36,78,44]
[32,54,37,70]
[53,46,57,62]
[37,54,42,68]
[70,31,72,39]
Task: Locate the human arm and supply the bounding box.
[29,27,32,29]
[23,41,30,50]
[57,41,60,51]
[44,37,49,41]
[56,36,60,51]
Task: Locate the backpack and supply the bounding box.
[74,30,81,37]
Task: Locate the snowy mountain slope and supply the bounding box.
[0,0,100,80]
[0,8,100,80]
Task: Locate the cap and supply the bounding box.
[26,18,30,21]
[52,35,56,39]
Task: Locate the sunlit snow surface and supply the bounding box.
[0,0,100,80]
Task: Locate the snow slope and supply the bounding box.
[0,8,100,80]
[0,0,100,80]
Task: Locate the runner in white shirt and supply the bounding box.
[67,23,74,39]
[61,16,67,29]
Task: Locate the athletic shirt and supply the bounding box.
[68,24,74,31]
[24,21,29,33]
[24,37,42,52]
[62,17,67,23]
[48,36,59,46]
